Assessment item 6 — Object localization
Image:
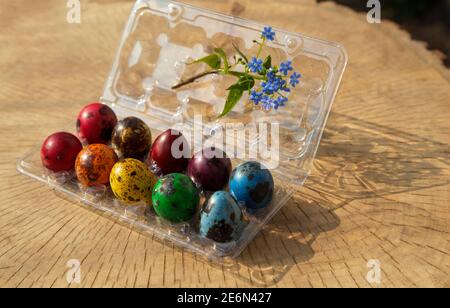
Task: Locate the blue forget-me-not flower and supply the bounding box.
[262,26,276,41]
[290,72,302,87]
[279,61,293,76]
[248,57,264,73]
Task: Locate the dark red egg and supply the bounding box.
[187,147,232,192]
[76,102,117,144]
[148,129,190,175]
[41,132,83,172]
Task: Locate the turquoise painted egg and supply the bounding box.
[199,191,245,243]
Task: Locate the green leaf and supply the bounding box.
[263,55,272,70]
[227,75,255,91]
[227,84,243,91]
[229,71,246,79]
[214,48,229,73]
[238,75,255,90]
[219,88,244,117]
[191,54,221,69]
[232,43,248,64]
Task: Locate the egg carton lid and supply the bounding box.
[101,0,348,187]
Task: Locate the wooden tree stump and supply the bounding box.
[0,0,448,287]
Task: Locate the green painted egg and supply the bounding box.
[152,173,199,223]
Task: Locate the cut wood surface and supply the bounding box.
[0,0,449,288]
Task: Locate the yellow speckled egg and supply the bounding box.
[110,158,157,205]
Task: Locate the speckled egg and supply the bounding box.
[112,117,152,159]
[148,129,190,176]
[41,132,82,172]
[110,159,157,205]
[76,102,117,144]
[75,144,118,187]
[199,191,245,243]
[152,173,199,223]
[229,161,274,210]
[187,147,231,192]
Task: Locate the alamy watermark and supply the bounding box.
[67,0,81,24]
[366,259,381,285]
[367,0,381,24]
[65,1,380,26]
[170,115,280,169]
[66,259,81,284]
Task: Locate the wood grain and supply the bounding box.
[0,0,449,288]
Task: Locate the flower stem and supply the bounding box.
[171,70,220,89]
[172,69,265,90]
[256,37,266,59]
[229,70,265,80]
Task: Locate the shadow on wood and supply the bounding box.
[216,112,449,286]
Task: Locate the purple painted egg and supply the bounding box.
[187,147,231,192]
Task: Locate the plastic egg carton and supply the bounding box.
[17,0,347,262]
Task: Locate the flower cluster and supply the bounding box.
[247,27,302,111]
[173,26,303,117]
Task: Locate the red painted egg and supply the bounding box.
[41,132,82,172]
[76,102,117,144]
[148,129,190,175]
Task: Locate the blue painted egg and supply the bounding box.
[199,191,245,243]
[229,161,274,210]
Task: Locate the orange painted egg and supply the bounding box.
[75,144,118,187]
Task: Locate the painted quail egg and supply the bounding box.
[199,191,245,243]
[148,129,190,176]
[229,161,274,210]
[76,102,117,144]
[41,132,82,172]
[110,158,157,205]
[75,144,118,187]
[152,173,199,223]
[187,147,231,192]
[112,117,152,159]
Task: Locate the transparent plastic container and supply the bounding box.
[17,0,347,262]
